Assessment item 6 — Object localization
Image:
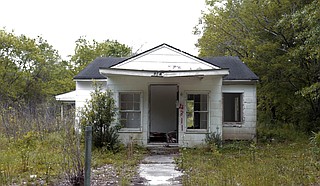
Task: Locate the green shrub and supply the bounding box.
[310,131,320,161]
[205,131,222,150]
[257,123,307,143]
[80,82,121,152]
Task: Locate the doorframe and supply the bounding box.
[148,84,179,143]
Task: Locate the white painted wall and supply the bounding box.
[74,80,107,129]
[106,75,223,147]
[222,84,257,140]
[73,78,257,146]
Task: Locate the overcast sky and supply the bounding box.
[1,0,207,59]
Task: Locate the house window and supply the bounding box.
[186,94,208,129]
[223,93,242,122]
[119,92,141,128]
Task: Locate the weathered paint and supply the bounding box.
[107,75,224,147]
[222,84,257,140]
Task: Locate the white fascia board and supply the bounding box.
[100,68,229,77]
[162,69,229,77]
[100,69,155,77]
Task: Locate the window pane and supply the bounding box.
[187,112,194,128]
[120,93,133,102]
[188,94,207,111]
[121,102,133,110]
[187,100,194,112]
[223,93,241,122]
[134,93,140,102]
[187,93,208,129]
[199,112,208,129]
[120,112,141,128]
[134,103,140,110]
[119,92,141,128]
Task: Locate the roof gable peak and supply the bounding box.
[111,43,220,71]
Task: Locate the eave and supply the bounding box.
[99,68,229,78]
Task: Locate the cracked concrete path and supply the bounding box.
[137,154,183,185]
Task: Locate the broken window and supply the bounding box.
[119,92,141,128]
[186,94,208,129]
[223,93,242,122]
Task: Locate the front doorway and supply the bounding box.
[149,85,178,143]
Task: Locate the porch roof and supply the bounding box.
[99,68,229,78]
[55,90,76,102]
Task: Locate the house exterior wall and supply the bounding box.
[74,80,107,128]
[222,84,257,140]
[106,75,224,147]
[73,79,257,146]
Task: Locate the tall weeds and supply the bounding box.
[0,100,84,185]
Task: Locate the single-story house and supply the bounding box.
[56,43,258,147]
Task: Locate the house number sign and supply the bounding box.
[179,104,184,131]
[152,72,163,77]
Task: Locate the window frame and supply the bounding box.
[222,92,243,126]
[118,91,142,132]
[185,92,210,132]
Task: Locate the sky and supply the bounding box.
[0,0,207,59]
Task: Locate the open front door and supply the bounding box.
[149,85,178,143]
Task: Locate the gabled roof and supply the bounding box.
[74,44,258,81]
[110,43,220,71]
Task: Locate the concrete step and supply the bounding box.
[147,143,180,155]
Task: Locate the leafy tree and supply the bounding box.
[196,0,320,131]
[80,83,120,152]
[0,29,73,107]
[70,37,132,74]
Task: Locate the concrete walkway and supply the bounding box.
[138,154,183,185]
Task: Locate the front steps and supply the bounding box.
[147,143,180,155]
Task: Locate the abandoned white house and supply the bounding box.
[56,44,259,147]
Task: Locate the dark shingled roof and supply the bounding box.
[74,57,126,79]
[74,56,259,80]
[202,56,259,80]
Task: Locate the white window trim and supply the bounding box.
[185,91,210,132]
[118,91,143,132]
[222,92,244,127]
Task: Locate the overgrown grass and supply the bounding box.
[177,140,320,185]
[0,132,68,185]
[0,131,146,185]
[91,144,147,185]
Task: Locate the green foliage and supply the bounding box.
[80,83,121,151]
[178,141,320,185]
[257,123,308,143]
[197,0,320,131]
[205,131,222,150]
[0,132,67,185]
[0,29,74,105]
[0,129,146,185]
[70,37,132,74]
[310,131,320,161]
[91,145,146,185]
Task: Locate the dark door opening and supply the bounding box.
[149,85,178,143]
